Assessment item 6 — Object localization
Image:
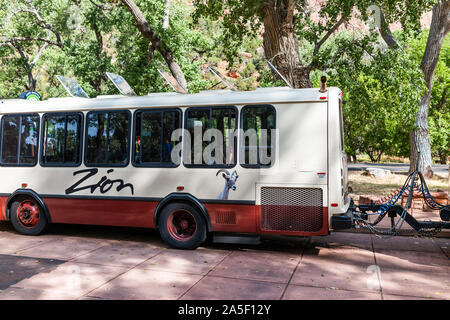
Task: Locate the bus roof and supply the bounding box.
[0,86,337,114]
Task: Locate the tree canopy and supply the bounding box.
[0,0,448,166]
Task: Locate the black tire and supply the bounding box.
[10,197,48,236]
[159,202,207,250]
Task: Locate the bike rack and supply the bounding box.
[346,154,450,237]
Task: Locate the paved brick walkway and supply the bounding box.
[0,223,448,300]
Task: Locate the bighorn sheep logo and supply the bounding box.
[216,169,239,200]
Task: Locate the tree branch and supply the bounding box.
[12,42,31,70]
[22,1,62,47]
[378,9,400,49]
[11,41,36,91]
[118,0,188,90]
[0,37,61,47]
[285,0,294,24]
[3,1,63,48]
[421,0,450,89]
[89,0,114,11]
[313,14,348,57]
[30,42,48,69]
[147,44,155,62]
[92,22,103,50]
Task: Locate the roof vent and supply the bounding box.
[106,72,136,96]
[157,69,188,94]
[56,75,89,98]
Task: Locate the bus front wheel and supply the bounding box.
[159,203,207,250]
[10,197,48,236]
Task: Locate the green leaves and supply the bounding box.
[0,0,224,97]
[0,0,446,165]
[406,29,450,163]
[319,30,426,160]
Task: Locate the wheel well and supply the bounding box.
[6,190,51,223]
[154,195,212,232]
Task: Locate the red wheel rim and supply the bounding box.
[16,200,41,228]
[167,210,197,242]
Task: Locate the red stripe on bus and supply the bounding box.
[43,198,258,232]
[0,197,7,221]
[43,197,157,228]
[1,196,329,237]
[204,203,257,233]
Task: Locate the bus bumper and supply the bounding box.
[330,200,356,230]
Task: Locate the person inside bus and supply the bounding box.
[162,138,172,163]
[22,120,37,160]
[135,135,141,163]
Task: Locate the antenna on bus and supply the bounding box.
[267,59,293,89]
[319,76,327,93]
[157,69,188,94]
[207,66,237,91]
[106,72,137,96]
[56,75,89,98]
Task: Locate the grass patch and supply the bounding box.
[353,154,448,164]
[355,154,410,164]
[348,172,449,197]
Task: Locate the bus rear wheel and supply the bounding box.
[159,203,207,250]
[10,197,48,236]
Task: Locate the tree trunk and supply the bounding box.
[438,152,446,165]
[163,0,170,29]
[409,123,433,176]
[91,22,104,93]
[119,0,187,91]
[12,42,37,92]
[27,72,37,91]
[262,0,312,88]
[409,0,450,177]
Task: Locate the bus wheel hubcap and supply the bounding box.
[167,210,197,242]
[17,201,40,228]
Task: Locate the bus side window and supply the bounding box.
[240,105,276,168]
[0,114,39,166]
[41,113,82,166]
[85,110,130,166]
[133,109,181,166]
[1,115,20,164]
[184,106,237,167]
[339,99,345,151]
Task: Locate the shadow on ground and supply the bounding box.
[0,254,65,290]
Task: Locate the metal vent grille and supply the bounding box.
[260,187,323,232]
[215,210,237,224]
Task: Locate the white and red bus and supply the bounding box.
[0,85,350,249]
